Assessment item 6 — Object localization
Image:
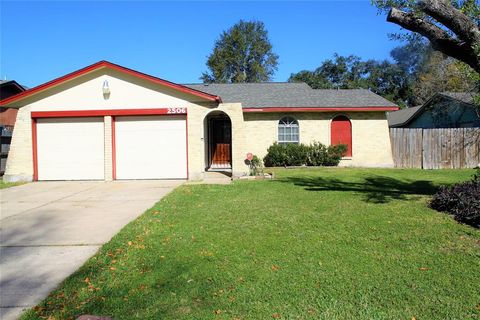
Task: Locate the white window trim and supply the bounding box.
[278,116,299,144]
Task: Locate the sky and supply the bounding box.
[0,1,404,88]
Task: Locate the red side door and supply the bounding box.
[331,115,352,157]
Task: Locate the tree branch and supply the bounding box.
[418,0,480,45]
[387,7,480,72]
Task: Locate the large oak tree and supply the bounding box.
[201,20,279,83]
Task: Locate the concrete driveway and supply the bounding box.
[0,180,182,320]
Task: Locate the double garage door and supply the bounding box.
[36,116,187,180]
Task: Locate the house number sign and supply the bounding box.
[167,107,187,114]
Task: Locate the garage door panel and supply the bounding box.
[37,118,104,180]
[115,115,187,179]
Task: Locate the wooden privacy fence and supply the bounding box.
[390,128,480,169]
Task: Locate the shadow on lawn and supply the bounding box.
[277,175,438,203]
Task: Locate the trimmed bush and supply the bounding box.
[263,141,347,167]
[429,173,480,228]
[306,141,328,166]
[325,144,348,166]
[263,143,308,167]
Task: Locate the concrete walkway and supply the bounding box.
[0,180,182,320]
[187,171,232,185]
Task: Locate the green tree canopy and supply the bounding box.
[288,37,478,107]
[288,52,413,107]
[412,51,479,104]
[201,20,279,83]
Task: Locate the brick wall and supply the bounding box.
[3,107,33,182]
[243,111,394,167]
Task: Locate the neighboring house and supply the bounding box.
[1,80,27,175]
[0,80,27,128]
[0,61,398,182]
[387,91,480,128]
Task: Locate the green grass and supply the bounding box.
[22,168,480,320]
[0,180,26,189]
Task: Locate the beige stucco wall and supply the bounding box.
[22,69,197,111]
[243,112,394,167]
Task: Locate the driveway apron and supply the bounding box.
[0,180,182,320]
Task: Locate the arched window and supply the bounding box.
[331,115,352,157]
[278,116,299,144]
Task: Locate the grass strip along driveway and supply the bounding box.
[22,168,480,320]
[0,181,26,189]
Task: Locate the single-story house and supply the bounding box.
[0,61,398,182]
[387,91,480,128]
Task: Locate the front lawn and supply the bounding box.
[23,168,480,320]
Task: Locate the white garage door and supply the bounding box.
[36,117,105,180]
[115,115,187,179]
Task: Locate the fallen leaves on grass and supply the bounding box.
[272,313,282,319]
[271,265,280,271]
[199,249,214,257]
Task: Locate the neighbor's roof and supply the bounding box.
[387,91,477,127]
[387,105,422,127]
[440,91,475,104]
[185,83,398,109]
[0,80,28,90]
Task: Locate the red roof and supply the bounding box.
[0,61,222,106]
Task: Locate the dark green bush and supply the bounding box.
[325,144,348,166]
[286,143,310,166]
[263,142,347,167]
[263,142,309,167]
[306,141,328,166]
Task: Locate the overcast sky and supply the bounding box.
[1,1,403,88]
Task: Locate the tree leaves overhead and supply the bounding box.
[201,20,279,83]
[288,52,415,107]
[288,37,478,107]
[412,50,479,104]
